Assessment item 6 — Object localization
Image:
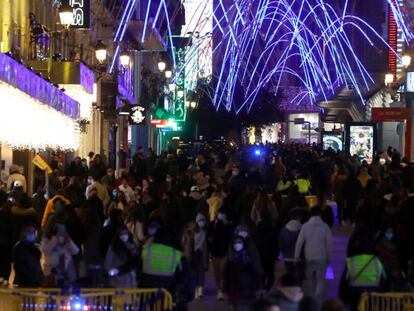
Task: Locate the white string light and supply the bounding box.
[0,81,80,150]
[62,84,96,121]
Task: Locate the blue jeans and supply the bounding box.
[305,260,328,302]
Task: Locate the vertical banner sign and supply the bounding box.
[173,48,187,122]
[70,0,90,29]
[388,0,398,78]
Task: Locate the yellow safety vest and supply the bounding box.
[294,179,311,194]
[276,180,292,192]
[142,243,182,277]
[346,255,384,287]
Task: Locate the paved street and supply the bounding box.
[189,225,351,311]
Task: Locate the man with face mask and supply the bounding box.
[225,236,264,310]
[12,224,44,287]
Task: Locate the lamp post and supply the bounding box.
[402,54,412,70]
[385,73,394,87]
[95,40,107,64]
[59,2,74,29]
[158,61,166,72]
[119,50,130,67]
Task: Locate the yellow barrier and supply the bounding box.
[0,288,173,311]
[359,292,414,311]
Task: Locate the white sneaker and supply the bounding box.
[217,291,224,300]
[195,288,200,299]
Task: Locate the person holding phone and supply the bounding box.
[40,223,79,287]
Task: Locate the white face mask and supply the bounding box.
[197,221,206,228]
[385,232,394,240]
[238,231,248,239]
[120,234,129,242]
[232,170,239,176]
[233,242,244,252]
[87,178,93,185]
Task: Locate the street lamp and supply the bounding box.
[95,40,107,63]
[402,54,412,69]
[119,50,130,67]
[177,89,184,98]
[185,101,190,108]
[168,83,176,92]
[59,2,74,29]
[165,70,172,79]
[190,101,197,109]
[385,73,394,86]
[158,61,166,72]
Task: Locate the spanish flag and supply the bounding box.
[32,154,52,174]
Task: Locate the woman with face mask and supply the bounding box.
[224,236,264,311]
[192,213,209,299]
[104,226,138,288]
[40,223,79,287]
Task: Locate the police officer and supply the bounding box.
[109,220,194,311]
[293,171,311,195]
[340,252,386,311]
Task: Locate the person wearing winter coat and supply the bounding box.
[252,208,279,290]
[40,223,79,287]
[12,224,44,287]
[267,274,304,311]
[10,193,38,246]
[224,235,264,311]
[279,211,302,276]
[208,210,233,300]
[192,213,209,299]
[294,207,332,303]
[6,164,26,192]
[41,192,71,229]
[250,190,278,226]
[105,226,138,288]
[0,199,12,283]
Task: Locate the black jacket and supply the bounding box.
[209,221,233,258]
[12,240,44,287]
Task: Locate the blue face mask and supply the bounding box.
[217,213,226,221]
[233,242,244,252]
[25,233,36,243]
[148,227,158,236]
[385,232,394,240]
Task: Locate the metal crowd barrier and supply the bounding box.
[0,288,173,311]
[359,292,414,311]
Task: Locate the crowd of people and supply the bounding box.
[0,143,413,311]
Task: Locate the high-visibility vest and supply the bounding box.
[142,243,182,277]
[294,179,311,194]
[276,180,292,192]
[346,255,384,287]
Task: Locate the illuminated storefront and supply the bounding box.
[287,113,320,144]
[0,52,80,150]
